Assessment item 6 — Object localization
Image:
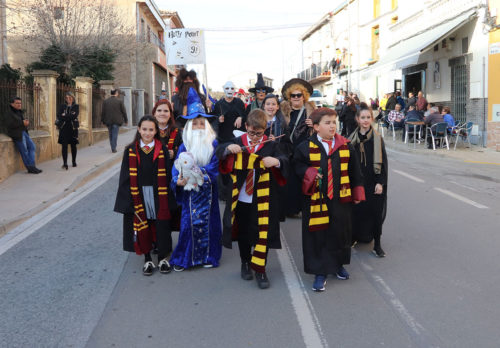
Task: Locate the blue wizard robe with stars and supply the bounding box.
[169,141,222,269]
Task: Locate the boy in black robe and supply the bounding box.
[216,109,288,289]
[293,108,365,292]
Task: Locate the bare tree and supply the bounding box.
[6,0,134,76]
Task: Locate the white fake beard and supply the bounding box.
[183,122,216,167]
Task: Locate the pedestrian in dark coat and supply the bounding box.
[280,78,316,217]
[56,92,79,170]
[213,81,246,143]
[293,108,365,292]
[4,97,42,173]
[217,109,288,289]
[114,115,172,276]
[385,92,397,111]
[101,89,128,153]
[349,108,388,257]
[340,97,357,137]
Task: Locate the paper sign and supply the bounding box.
[489,43,500,55]
[165,28,206,65]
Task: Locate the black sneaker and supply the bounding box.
[255,272,270,289]
[158,259,172,274]
[241,262,253,280]
[34,167,43,173]
[142,261,155,276]
[372,246,386,258]
[27,166,39,174]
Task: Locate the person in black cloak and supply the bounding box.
[348,107,388,257]
[293,107,365,292]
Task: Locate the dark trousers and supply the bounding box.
[235,202,268,266]
[61,143,77,165]
[107,124,120,151]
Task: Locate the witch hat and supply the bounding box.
[248,73,274,94]
[178,87,214,120]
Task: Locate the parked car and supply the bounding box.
[309,89,327,107]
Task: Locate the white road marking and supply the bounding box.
[392,169,425,183]
[434,187,489,209]
[356,254,442,347]
[0,164,120,257]
[277,231,328,348]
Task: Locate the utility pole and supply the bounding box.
[347,2,351,92]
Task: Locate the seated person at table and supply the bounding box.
[424,106,445,149]
[404,105,424,141]
[387,104,405,128]
[441,106,455,132]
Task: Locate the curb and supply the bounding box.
[0,152,123,237]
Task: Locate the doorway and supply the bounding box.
[404,72,422,97]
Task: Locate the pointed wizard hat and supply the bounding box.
[248,73,274,94]
[178,87,214,120]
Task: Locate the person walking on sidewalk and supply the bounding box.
[101,89,128,153]
[56,92,79,170]
[4,97,42,174]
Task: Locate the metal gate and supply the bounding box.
[452,64,467,124]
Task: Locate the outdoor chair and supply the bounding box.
[426,122,449,150]
[453,121,473,150]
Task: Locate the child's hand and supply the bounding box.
[374,183,383,194]
[177,175,187,187]
[227,144,242,154]
[262,157,279,168]
[169,150,174,159]
[269,134,276,141]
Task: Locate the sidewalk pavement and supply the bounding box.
[0,128,136,237]
[383,129,500,165]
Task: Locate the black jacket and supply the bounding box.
[5,106,27,141]
[213,98,246,142]
[56,103,79,145]
[385,96,397,111]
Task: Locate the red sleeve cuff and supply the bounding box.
[302,167,318,196]
[352,185,366,202]
[219,154,235,174]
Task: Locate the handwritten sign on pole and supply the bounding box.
[165,28,206,65]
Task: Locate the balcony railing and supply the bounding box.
[297,61,331,82]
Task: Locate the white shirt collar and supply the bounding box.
[140,139,155,148]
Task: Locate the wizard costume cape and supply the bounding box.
[114,139,172,255]
[217,135,288,272]
[293,133,365,275]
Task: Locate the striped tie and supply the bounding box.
[245,142,257,195]
[323,140,334,199]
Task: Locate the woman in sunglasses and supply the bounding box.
[280,78,316,218]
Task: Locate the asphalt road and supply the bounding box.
[1,149,499,348]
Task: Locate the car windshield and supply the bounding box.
[311,90,322,97]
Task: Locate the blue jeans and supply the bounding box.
[14,131,36,168]
[107,124,120,151]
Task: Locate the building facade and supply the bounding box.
[295,0,495,148]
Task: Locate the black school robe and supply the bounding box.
[216,136,288,250]
[293,134,365,275]
[159,128,183,231]
[351,129,388,243]
[114,142,172,253]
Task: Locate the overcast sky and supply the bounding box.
[156,0,340,91]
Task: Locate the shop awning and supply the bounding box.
[370,10,477,71]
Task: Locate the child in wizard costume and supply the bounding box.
[293,108,365,292]
[169,88,222,271]
[216,109,288,289]
[114,115,172,276]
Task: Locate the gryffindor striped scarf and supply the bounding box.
[229,152,271,273]
[308,141,351,232]
[129,139,170,255]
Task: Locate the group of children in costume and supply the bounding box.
[114,77,388,292]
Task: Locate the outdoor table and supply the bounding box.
[405,121,425,149]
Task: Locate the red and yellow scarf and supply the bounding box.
[129,139,170,255]
[308,140,351,232]
[159,127,179,151]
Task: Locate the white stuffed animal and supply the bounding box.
[174,152,204,191]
